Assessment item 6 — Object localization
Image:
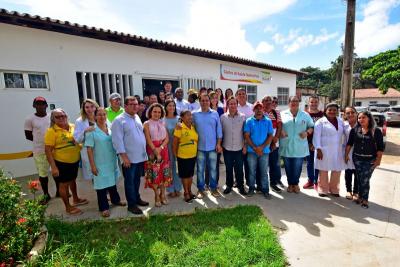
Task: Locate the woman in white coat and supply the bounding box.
[73,99,99,180]
[313,103,346,197]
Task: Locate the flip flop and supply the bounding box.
[73,198,89,207]
[67,207,82,215]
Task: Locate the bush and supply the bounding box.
[0,168,46,264]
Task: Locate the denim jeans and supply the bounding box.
[167,154,182,193]
[223,148,244,189]
[306,149,319,184]
[345,169,358,194]
[353,156,375,200]
[205,152,221,185]
[269,148,282,186]
[197,150,218,191]
[283,157,304,185]
[122,162,144,208]
[247,152,269,193]
[96,185,121,211]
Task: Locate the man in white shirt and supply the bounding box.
[174,87,190,115]
[236,88,253,118]
[24,97,51,203]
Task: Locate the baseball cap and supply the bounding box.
[109,92,122,100]
[252,101,263,110]
[33,96,47,105]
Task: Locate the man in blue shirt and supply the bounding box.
[244,101,274,198]
[111,96,149,214]
[192,93,223,198]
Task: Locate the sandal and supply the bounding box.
[73,198,89,207]
[155,194,162,207]
[361,200,369,209]
[184,193,193,203]
[346,192,353,200]
[354,198,361,205]
[101,210,110,217]
[66,207,82,215]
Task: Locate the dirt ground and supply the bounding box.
[382,126,400,164]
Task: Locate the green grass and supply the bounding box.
[33,205,286,267]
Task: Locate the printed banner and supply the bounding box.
[220,64,271,84]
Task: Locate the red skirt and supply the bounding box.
[144,140,172,188]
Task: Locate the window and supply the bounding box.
[277,87,289,105]
[355,101,362,106]
[28,74,47,89]
[4,72,24,88]
[238,84,257,104]
[76,72,134,107]
[389,100,398,106]
[185,78,216,90]
[1,71,49,90]
[369,101,377,105]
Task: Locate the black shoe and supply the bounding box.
[256,186,262,193]
[223,187,232,194]
[128,206,143,214]
[277,181,285,188]
[263,192,272,199]
[331,193,340,198]
[137,199,149,206]
[319,193,328,197]
[271,185,282,193]
[238,188,247,195]
[247,189,255,197]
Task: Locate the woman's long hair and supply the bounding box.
[80,99,99,121]
[358,111,376,131]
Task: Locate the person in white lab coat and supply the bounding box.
[313,103,346,197]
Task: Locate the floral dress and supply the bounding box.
[144,119,172,188]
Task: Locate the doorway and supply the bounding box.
[142,79,180,96]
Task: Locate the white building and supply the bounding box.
[354,88,400,107]
[0,9,302,177]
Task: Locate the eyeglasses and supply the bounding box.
[54,115,66,119]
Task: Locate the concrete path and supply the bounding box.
[32,162,400,267]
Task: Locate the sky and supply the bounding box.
[1,0,399,70]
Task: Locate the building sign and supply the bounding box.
[220,64,271,84]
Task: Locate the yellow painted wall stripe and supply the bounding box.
[0,151,33,160]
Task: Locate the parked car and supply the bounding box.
[371,111,387,145]
[385,105,400,124]
[355,106,368,113]
[368,104,390,112]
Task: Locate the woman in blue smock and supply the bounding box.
[85,107,126,217]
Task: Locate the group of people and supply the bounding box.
[24,85,384,217]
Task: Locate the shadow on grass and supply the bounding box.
[33,205,286,267]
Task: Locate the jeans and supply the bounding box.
[269,148,282,186]
[122,162,144,208]
[243,153,250,186]
[197,150,218,191]
[345,169,358,194]
[205,152,221,185]
[223,148,244,189]
[306,149,319,184]
[353,156,375,201]
[283,157,304,185]
[167,154,182,193]
[96,185,121,211]
[247,152,269,193]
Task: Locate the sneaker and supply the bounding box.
[256,186,262,193]
[263,192,272,199]
[247,189,255,197]
[313,183,318,190]
[271,185,282,193]
[277,181,285,188]
[223,187,232,194]
[211,190,221,197]
[128,206,143,215]
[303,180,314,189]
[238,188,247,195]
[196,190,205,199]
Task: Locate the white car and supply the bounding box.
[385,106,400,124]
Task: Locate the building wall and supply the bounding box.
[0,23,296,177]
[355,97,400,107]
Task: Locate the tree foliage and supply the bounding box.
[362,46,400,94]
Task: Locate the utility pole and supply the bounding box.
[340,0,356,109]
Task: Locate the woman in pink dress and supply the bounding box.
[143,103,172,207]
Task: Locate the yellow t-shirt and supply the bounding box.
[44,124,81,163]
[174,123,198,159]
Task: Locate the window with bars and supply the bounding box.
[1,71,49,90]
[184,78,216,90]
[238,84,257,104]
[277,87,289,105]
[76,72,133,106]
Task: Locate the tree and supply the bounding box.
[362,46,400,93]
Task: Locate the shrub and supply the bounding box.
[0,168,46,264]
